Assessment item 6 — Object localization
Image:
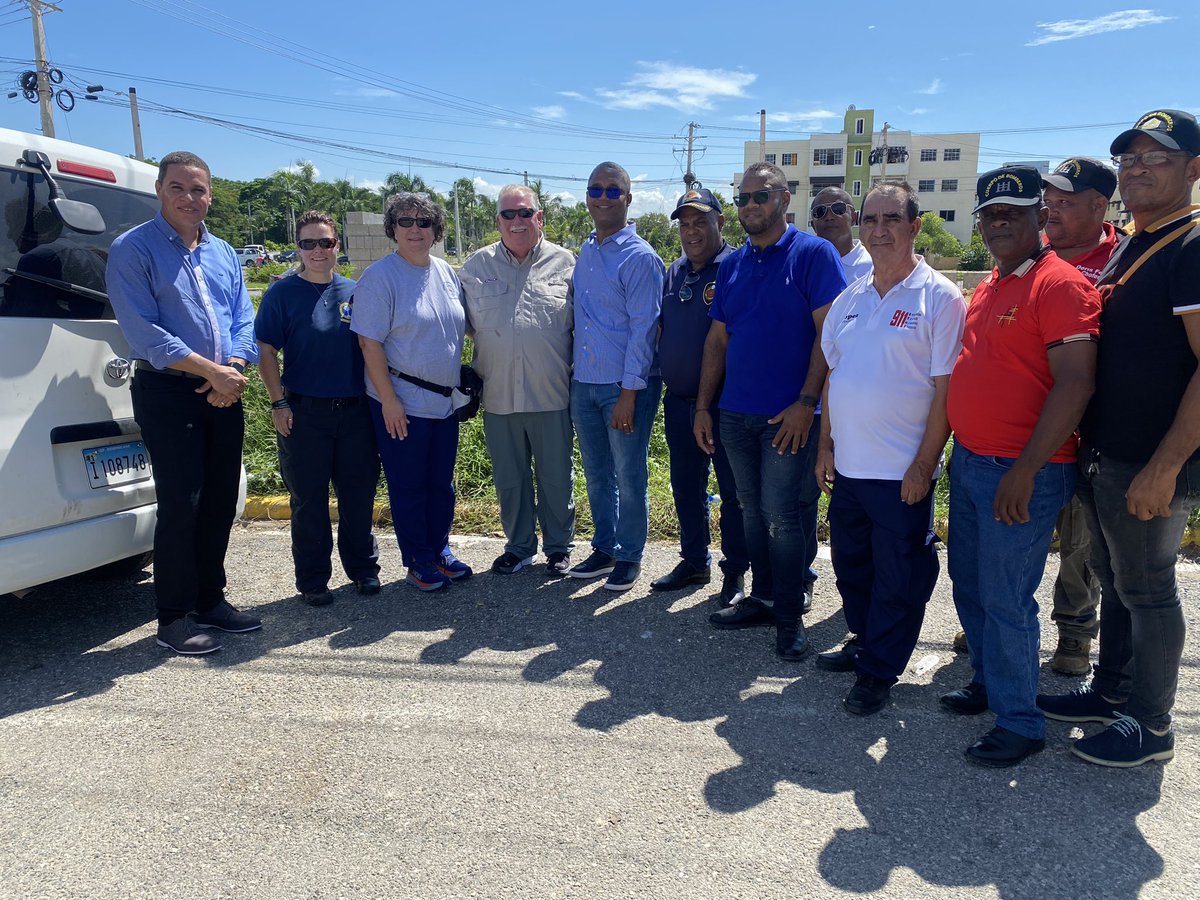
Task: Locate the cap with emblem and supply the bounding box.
[973,165,1043,214]
[1111,109,1200,156]
[670,187,722,220]
[1042,157,1117,200]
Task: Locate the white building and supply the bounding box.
[736,106,981,244]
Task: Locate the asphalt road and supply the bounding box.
[1,524,1198,899]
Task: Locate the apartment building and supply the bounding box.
[737,106,982,244]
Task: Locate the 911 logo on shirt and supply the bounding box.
[889,309,920,329]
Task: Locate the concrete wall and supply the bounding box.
[343,211,446,277]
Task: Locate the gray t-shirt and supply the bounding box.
[350,253,465,420]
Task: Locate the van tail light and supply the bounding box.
[56,160,117,183]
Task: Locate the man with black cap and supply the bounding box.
[651,188,748,604]
[1040,158,1123,676]
[942,165,1101,766]
[1039,109,1200,768]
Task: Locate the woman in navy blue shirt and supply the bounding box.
[255,211,381,604]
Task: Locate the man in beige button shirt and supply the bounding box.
[461,184,577,575]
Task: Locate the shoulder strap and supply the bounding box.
[1115,210,1200,287]
[387,366,454,397]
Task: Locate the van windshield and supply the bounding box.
[0,166,158,319]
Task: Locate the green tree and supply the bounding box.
[634,212,680,263]
[914,214,964,259]
[712,192,746,249]
[959,231,992,271]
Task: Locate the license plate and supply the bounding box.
[82,440,153,489]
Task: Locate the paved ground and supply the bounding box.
[1,524,1198,899]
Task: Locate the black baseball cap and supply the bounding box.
[671,187,722,220]
[1111,109,1200,156]
[1042,157,1117,200]
[973,165,1043,213]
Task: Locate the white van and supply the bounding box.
[0,128,245,596]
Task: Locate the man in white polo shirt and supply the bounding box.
[815,182,966,715]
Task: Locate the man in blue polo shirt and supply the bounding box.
[652,187,747,606]
[695,162,847,659]
[107,151,261,656]
[567,161,665,592]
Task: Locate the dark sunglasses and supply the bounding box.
[678,271,702,302]
[396,217,434,229]
[587,185,625,200]
[499,208,537,220]
[297,238,338,250]
[733,187,786,207]
[811,202,852,219]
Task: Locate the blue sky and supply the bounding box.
[2,0,1195,214]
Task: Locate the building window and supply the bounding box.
[788,180,799,195]
[941,179,958,192]
[813,148,844,166]
[944,148,961,162]
[920,148,937,162]
[855,118,865,135]
[781,152,797,166]
[852,180,862,197]
[938,210,956,222]
[786,213,795,224]
[918,179,935,192]
[764,153,776,164]
[854,149,863,167]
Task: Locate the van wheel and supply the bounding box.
[94,551,154,579]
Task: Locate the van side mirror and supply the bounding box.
[20,149,107,235]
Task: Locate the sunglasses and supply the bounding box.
[396,217,434,229]
[587,185,625,200]
[811,202,852,219]
[499,208,537,220]
[1111,150,1190,169]
[733,187,786,207]
[678,271,702,302]
[297,237,338,250]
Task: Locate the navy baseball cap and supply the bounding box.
[671,187,722,220]
[973,166,1043,213]
[1111,109,1200,156]
[1043,157,1117,200]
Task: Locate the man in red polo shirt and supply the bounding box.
[942,165,1101,767]
[1040,157,1125,675]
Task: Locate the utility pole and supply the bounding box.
[683,121,698,191]
[880,121,891,181]
[27,0,61,139]
[246,201,256,245]
[128,86,144,161]
[523,171,529,187]
[758,109,766,163]
[453,187,463,265]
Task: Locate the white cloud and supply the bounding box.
[917,79,942,95]
[906,107,929,115]
[357,178,384,192]
[532,105,566,120]
[632,173,650,182]
[472,177,502,199]
[589,62,757,112]
[557,90,586,101]
[284,162,320,178]
[552,190,577,206]
[629,186,673,217]
[1027,9,1172,45]
[736,108,839,126]
[867,24,876,29]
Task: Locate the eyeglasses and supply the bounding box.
[678,271,702,302]
[811,202,852,219]
[499,208,537,220]
[396,217,434,229]
[587,185,625,200]
[733,188,786,207]
[1111,150,1190,168]
[297,237,337,250]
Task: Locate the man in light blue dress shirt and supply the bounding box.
[107,151,261,656]
[567,162,665,592]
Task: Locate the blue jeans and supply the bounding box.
[662,391,749,573]
[571,378,661,563]
[369,402,458,570]
[1079,446,1199,730]
[721,410,817,625]
[948,445,1075,740]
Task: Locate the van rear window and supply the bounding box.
[0,167,158,319]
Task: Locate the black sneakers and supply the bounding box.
[567,550,616,579]
[192,600,262,633]
[156,618,221,655]
[491,551,534,575]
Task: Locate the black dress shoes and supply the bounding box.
[844,674,892,716]
[964,725,1045,768]
[651,560,712,591]
[816,637,861,672]
[775,623,810,661]
[717,571,745,607]
[940,682,990,715]
[709,596,773,630]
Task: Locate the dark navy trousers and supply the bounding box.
[828,472,939,682]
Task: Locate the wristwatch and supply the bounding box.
[797,394,818,408]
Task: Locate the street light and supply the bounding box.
[84,84,144,161]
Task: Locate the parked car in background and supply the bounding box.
[276,249,297,263]
[237,247,266,267]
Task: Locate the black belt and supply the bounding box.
[134,360,204,381]
[286,391,364,409]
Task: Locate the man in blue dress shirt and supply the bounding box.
[567,161,665,592]
[107,151,261,655]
